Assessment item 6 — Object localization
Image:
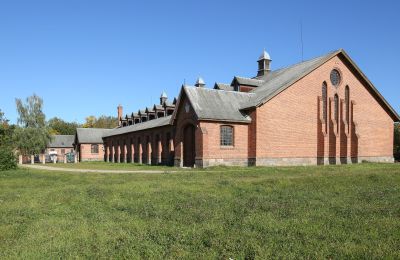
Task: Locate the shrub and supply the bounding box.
[0,147,17,171]
[395,124,400,162]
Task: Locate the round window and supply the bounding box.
[330,69,341,86]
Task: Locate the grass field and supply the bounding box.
[44,161,184,171]
[0,163,399,259]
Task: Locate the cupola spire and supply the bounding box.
[257,49,272,77]
[195,77,205,88]
[160,91,168,105]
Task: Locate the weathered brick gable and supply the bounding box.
[254,55,394,163]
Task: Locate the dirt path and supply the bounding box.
[20,164,177,174]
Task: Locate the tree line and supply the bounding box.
[0,94,118,170]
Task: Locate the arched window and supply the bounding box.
[322,82,327,122]
[345,86,350,124]
[220,125,234,146]
[334,94,339,122]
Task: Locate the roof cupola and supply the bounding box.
[195,77,205,88]
[160,91,168,105]
[257,49,271,77]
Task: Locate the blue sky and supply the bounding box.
[1,0,399,124]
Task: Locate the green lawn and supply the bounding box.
[0,163,399,259]
[44,161,185,171]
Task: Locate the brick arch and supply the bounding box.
[182,123,196,167]
[174,117,198,167]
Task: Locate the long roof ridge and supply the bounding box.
[260,49,340,76]
[240,49,340,108]
[184,85,254,95]
[235,76,265,82]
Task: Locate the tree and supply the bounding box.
[83,115,117,129]
[83,116,96,128]
[15,94,46,128]
[0,109,17,170]
[394,123,400,161]
[93,115,118,128]
[0,109,13,146]
[48,117,80,135]
[13,94,51,156]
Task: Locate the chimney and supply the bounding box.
[195,77,205,88]
[160,91,168,105]
[257,49,271,77]
[117,104,123,126]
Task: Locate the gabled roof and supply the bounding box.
[232,76,264,87]
[171,86,253,123]
[75,128,113,144]
[145,107,155,113]
[339,50,400,122]
[48,135,74,148]
[214,83,234,91]
[238,49,399,121]
[164,101,175,108]
[138,109,146,116]
[103,116,172,137]
[153,104,164,110]
[240,50,339,109]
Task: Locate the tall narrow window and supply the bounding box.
[322,82,327,122]
[220,126,234,146]
[334,94,339,122]
[345,86,350,124]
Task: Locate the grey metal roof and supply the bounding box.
[183,86,253,123]
[258,50,271,60]
[214,83,234,91]
[153,104,164,110]
[138,109,146,115]
[233,76,264,87]
[164,101,175,108]
[172,49,399,124]
[75,128,113,144]
[145,107,155,113]
[241,50,339,109]
[196,77,205,85]
[103,115,172,137]
[48,135,74,148]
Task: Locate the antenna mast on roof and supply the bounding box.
[300,20,304,62]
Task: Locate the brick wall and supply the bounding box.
[79,143,105,161]
[199,121,249,166]
[103,125,175,165]
[253,54,394,164]
[101,53,396,167]
[173,91,200,167]
[46,147,74,161]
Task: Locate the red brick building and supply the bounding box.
[102,49,399,167]
[45,135,75,162]
[74,128,112,162]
